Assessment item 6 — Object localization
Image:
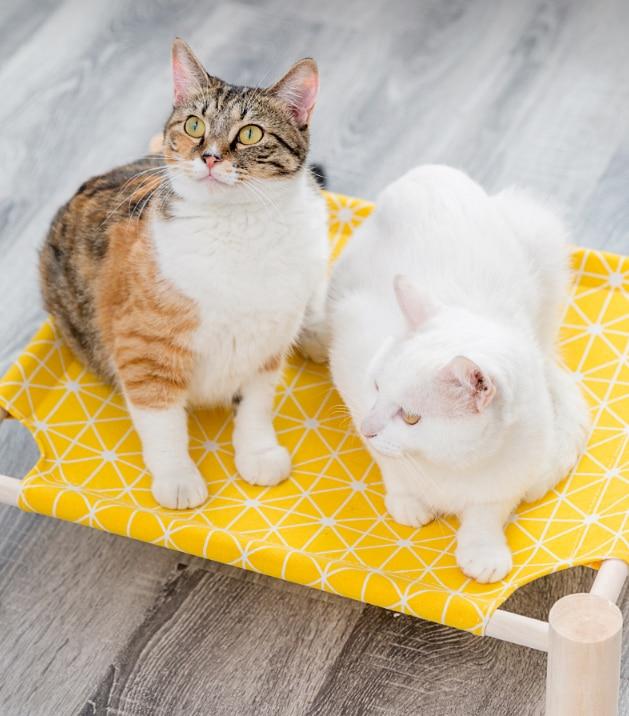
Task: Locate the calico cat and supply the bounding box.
[40,39,329,509]
[326,165,589,582]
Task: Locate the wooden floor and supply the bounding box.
[0,1,627,713]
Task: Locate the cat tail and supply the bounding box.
[310,163,328,189]
[492,187,572,353]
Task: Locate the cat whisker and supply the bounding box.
[244,176,282,216]
[132,178,174,221]
[116,161,189,221]
[97,166,176,227]
[240,178,280,217]
[327,404,354,420]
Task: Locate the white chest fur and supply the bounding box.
[151,176,328,405]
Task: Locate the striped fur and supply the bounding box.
[39,39,329,508]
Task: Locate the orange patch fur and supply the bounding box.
[96,218,199,409]
[261,354,283,373]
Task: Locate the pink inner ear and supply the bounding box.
[172,41,208,105]
[173,61,191,105]
[474,372,496,411]
[272,61,319,127]
[440,356,496,413]
[173,59,202,105]
[293,77,318,125]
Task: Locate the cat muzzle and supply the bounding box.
[361,399,399,439]
[360,422,378,439]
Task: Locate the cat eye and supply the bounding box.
[401,411,421,426]
[238,124,264,145]
[184,116,205,138]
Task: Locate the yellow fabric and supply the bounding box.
[1,192,627,635]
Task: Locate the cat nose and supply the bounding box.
[360,419,379,439]
[202,152,222,168]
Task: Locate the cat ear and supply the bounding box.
[269,59,319,128]
[440,356,496,413]
[171,38,210,105]
[393,275,437,331]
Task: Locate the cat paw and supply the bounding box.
[298,328,329,364]
[385,493,434,528]
[236,445,291,486]
[152,467,208,510]
[456,540,512,583]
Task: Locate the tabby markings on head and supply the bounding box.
[39,38,320,385]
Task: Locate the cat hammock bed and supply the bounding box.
[0,193,627,713]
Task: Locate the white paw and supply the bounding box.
[456,539,512,583]
[298,328,329,364]
[385,493,434,528]
[236,445,291,486]
[152,466,208,510]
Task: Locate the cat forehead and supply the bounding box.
[376,358,433,398]
[378,337,440,377]
[173,84,274,123]
[376,374,455,420]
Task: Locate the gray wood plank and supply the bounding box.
[578,140,629,255]
[78,564,361,716]
[308,568,629,716]
[0,0,59,69]
[0,507,184,714]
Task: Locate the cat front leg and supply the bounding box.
[114,312,207,509]
[233,359,291,486]
[455,502,514,583]
[378,457,435,528]
[385,493,434,528]
[297,275,330,364]
[127,402,208,510]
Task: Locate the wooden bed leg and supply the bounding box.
[546,592,623,716]
[591,559,629,602]
[0,475,21,506]
[0,410,22,506]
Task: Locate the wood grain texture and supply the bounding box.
[308,568,628,716]
[79,564,361,716]
[0,1,627,714]
[546,593,623,716]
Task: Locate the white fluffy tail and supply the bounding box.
[492,187,572,353]
[524,363,591,503]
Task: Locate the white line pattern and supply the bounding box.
[0,193,627,635]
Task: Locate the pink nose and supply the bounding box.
[203,153,222,168]
[360,419,379,439]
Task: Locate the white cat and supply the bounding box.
[326,165,590,583]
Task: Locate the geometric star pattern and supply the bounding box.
[0,193,627,635]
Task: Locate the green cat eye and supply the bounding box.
[401,411,421,426]
[184,115,205,138]
[238,124,263,145]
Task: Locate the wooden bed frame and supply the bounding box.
[0,408,625,715]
